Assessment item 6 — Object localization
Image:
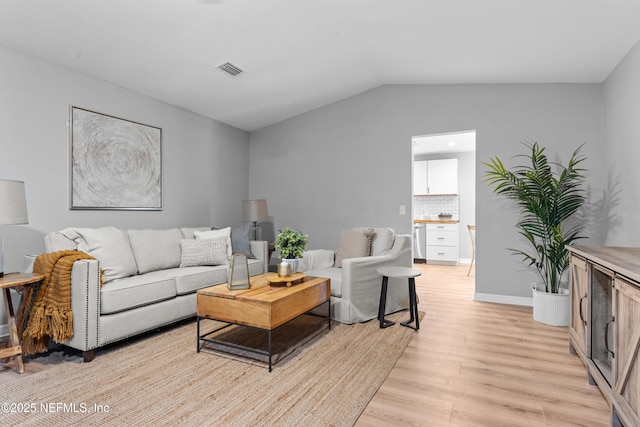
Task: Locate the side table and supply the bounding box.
[377,266,421,330]
[0,272,44,374]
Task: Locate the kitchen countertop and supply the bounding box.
[413,219,459,224]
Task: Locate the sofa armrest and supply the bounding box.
[340,234,412,301]
[250,240,269,274]
[64,259,101,353]
[24,254,37,273]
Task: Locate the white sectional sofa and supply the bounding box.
[25,226,268,361]
[300,228,412,324]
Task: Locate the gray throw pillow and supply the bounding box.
[231,224,255,259]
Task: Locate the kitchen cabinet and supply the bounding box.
[568,246,640,427]
[413,159,458,195]
[413,161,427,195]
[425,223,459,265]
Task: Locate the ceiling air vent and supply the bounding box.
[216,61,244,77]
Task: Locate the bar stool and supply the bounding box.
[376,266,421,330]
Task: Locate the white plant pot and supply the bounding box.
[531,283,570,326]
[282,258,300,274]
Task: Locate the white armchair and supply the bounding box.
[300,228,412,324]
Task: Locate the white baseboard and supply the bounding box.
[473,292,532,307]
[459,258,472,264]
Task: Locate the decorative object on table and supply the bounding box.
[438,212,452,220]
[274,227,308,274]
[228,253,250,290]
[266,272,306,286]
[277,260,292,277]
[0,179,29,277]
[70,106,162,210]
[484,142,587,326]
[242,199,269,240]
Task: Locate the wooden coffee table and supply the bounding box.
[196,273,330,371]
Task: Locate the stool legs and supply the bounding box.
[400,277,419,330]
[378,276,395,328]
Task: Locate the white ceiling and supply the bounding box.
[1,1,640,132]
[413,131,476,156]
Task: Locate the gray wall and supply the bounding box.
[0,44,249,328]
[603,38,640,246]
[249,84,604,302]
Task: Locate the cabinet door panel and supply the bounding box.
[614,276,640,425]
[569,255,588,355]
[426,159,458,194]
[413,161,427,195]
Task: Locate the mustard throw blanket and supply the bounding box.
[18,250,98,355]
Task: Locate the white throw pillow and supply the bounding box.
[180,237,229,267]
[59,227,138,283]
[194,227,232,260]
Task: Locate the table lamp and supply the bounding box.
[242,199,268,240]
[0,180,29,277]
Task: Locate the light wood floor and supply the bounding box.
[357,263,611,426]
[2,264,611,426]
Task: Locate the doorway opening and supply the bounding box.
[411,130,476,272]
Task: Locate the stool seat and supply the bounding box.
[376,266,421,279]
[377,266,420,330]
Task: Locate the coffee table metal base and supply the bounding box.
[197,301,330,372]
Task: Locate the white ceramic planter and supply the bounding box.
[282,258,300,274]
[531,283,570,326]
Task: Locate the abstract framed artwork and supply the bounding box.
[70,106,162,210]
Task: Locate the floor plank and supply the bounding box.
[357,263,610,426]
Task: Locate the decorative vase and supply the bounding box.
[282,258,300,274]
[531,282,570,326]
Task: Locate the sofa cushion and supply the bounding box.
[334,228,374,268]
[128,228,183,274]
[354,227,395,256]
[179,237,229,267]
[100,272,177,314]
[60,227,138,283]
[159,259,263,295]
[194,227,232,260]
[166,266,229,295]
[305,267,343,298]
[231,223,255,259]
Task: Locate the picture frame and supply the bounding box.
[70,106,162,210]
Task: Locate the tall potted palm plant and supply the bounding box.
[484,142,587,326]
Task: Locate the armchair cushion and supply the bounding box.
[352,227,395,255]
[334,228,374,267]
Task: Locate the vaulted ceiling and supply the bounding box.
[1,1,639,131]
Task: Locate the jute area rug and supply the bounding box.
[1,311,420,426]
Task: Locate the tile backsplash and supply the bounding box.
[414,195,459,220]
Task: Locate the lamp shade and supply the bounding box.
[242,199,268,223]
[0,179,28,225]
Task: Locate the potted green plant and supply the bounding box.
[274,227,308,273]
[484,142,587,326]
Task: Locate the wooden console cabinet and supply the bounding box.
[568,246,640,427]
